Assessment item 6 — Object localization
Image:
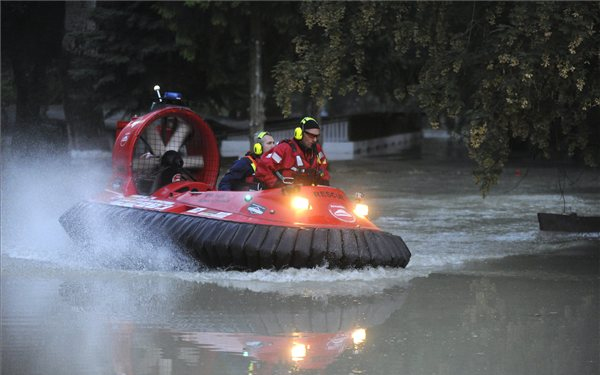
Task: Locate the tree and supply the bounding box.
[55,0,230,132]
[248,11,265,144]
[273,2,600,195]
[61,1,108,151]
[155,1,301,147]
[1,2,65,146]
[408,2,600,193]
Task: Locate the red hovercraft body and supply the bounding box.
[60,89,410,270]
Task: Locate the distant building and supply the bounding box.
[220,112,425,160]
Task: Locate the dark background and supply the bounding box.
[2,2,598,193]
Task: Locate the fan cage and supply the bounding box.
[132,116,204,195]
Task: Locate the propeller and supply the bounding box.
[133,118,204,173]
[165,122,192,152]
[143,125,165,156]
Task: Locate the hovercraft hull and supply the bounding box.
[60,200,410,270]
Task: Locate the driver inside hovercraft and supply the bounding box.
[150,150,195,192]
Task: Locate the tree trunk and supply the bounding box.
[248,13,266,147]
[61,1,109,152]
[12,55,44,140]
[1,2,65,149]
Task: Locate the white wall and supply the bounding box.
[220,132,421,161]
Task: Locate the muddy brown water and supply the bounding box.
[2,137,598,374]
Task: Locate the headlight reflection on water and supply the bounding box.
[352,328,366,345]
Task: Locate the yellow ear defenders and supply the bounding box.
[253,131,270,155]
[295,116,317,140]
[293,126,303,140]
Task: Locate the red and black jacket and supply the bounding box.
[255,139,330,188]
[218,152,262,191]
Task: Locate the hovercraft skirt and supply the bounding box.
[60,201,411,270]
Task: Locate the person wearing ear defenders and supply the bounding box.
[255,117,330,188]
[218,131,276,191]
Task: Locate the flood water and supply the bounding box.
[2,136,599,375]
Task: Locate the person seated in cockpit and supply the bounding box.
[218,131,276,191]
[255,117,329,188]
[150,150,195,192]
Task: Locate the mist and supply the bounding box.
[1,147,107,259]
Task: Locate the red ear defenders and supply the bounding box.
[253,131,270,155]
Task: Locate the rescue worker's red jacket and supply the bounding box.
[255,139,330,188]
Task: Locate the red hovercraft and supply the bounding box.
[59,87,411,270]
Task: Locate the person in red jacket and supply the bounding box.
[255,117,330,188]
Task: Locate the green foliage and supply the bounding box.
[154,1,301,117]
[5,1,596,192]
[274,2,386,114]
[1,2,65,113]
[416,2,600,195]
[77,2,250,117]
[1,63,16,104]
[154,1,250,115]
[78,2,182,116]
[273,2,599,195]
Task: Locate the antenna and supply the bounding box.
[153,85,162,102]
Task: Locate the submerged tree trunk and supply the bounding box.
[61,1,108,152]
[248,13,265,147]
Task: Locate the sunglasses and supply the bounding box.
[304,132,320,139]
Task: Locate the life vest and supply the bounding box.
[244,155,257,183]
[278,140,327,185]
[243,154,262,190]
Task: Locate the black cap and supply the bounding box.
[301,117,320,131]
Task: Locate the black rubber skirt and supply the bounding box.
[60,200,411,270]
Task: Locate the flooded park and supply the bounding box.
[2,134,598,375]
[2,3,599,373]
